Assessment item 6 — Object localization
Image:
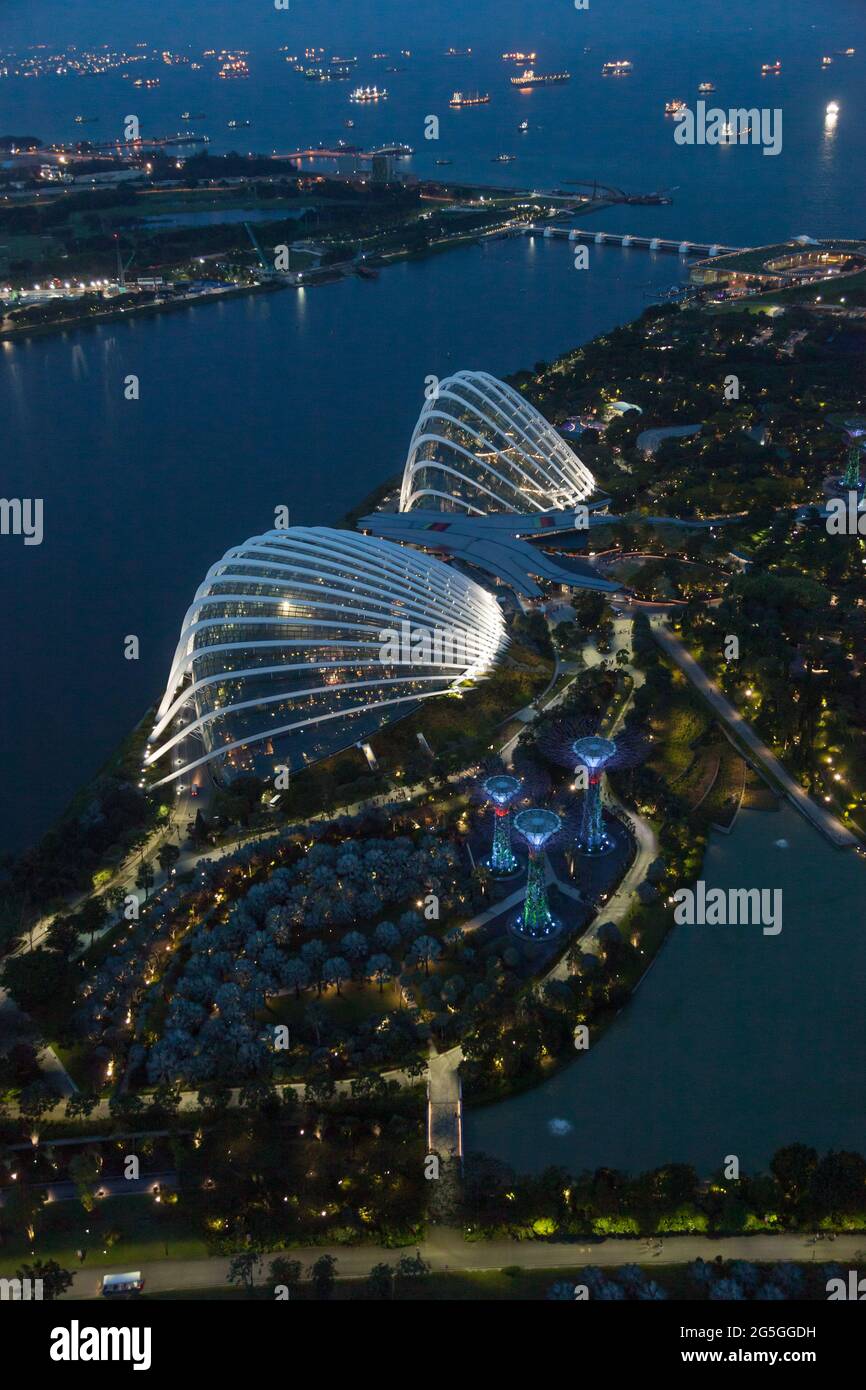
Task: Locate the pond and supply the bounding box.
[465,802,866,1175]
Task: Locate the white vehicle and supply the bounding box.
[101,1271,145,1297]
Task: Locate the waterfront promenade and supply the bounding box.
[650,619,859,849]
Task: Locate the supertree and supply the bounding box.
[537,714,646,856]
[842,421,866,492]
[481,773,522,876]
[572,735,619,855]
[512,808,562,939]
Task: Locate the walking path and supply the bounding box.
[58,1230,865,1299]
[651,619,859,848]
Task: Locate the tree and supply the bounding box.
[64,1091,100,1121]
[135,860,154,903]
[2,949,68,1012]
[366,1262,394,1299]
[157,842,181,876]
[309,1253,337,1299]
[368,953,393,993]
[2,1182,47,1243]
[16,1259,75,1301]
[395,1251,431,1294]
[18,1079,58,1126]
[227,1250,263,1296]
[407,936,441,976]
[322,957,350,995]
[76,896,109,946]
[69,1148,103,1213]
[270,1256,302,1297]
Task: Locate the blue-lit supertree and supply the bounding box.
[572,735,618,855]
[537,715,646,857]
[512,808,562,939]
[482,773,522,876]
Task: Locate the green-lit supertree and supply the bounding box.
[513,808,562,940]
[843,424,866,491]
[482,774,522,876]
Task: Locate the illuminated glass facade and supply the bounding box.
[146,527,506,788]
[399,370,595,515]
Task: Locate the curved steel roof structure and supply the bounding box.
[399,370,595,515]
[145,527,506,788]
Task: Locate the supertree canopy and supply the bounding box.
[513,807,562,939]
[482,773,522,875]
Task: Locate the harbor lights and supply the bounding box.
[513,808,562,939]
[572,735,618,855]
[482,773,522,876]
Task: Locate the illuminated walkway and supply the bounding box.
[651,619,859,849]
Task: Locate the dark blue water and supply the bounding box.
[0,238,684,850]
[2,0,866,851]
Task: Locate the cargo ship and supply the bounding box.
[502,51,536,62]
[227,119,251,129]
[698,81,715,93]
[445,47,472,57]
[511,68,570,86]
[665,99,686,115]
[492,153,516,162]
[761,60,782,75]
[449,90,490,106]
[602,60,632,76]
[349,85,387,102]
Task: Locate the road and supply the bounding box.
[59,1230,864,1299]
[651,619,859,849]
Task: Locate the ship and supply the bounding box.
[518,120,529,131]
[761,60,781,74]
[227,119,251,129]
[698,81,715,93]
[134,78,160,88]
[836,48,856,57]
[181,111,206,120]
[511,68,571,86]
[821,56,833,67]
[444,47,472,57]
[602,60,632,75]
[449,90,490,106]
[492,153,516,162]
[349,85,388,102]
[344,119,355,128]
[435,158,453,165]
[219,59,250,79]
[74,115,98,124]
[370,143,414,157]
[665,99,686,115]
[502,52,536,62]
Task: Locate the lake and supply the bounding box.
[465,803,866,1175]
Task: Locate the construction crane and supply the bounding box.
[244,220,284,279]
[112,233,136,288]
